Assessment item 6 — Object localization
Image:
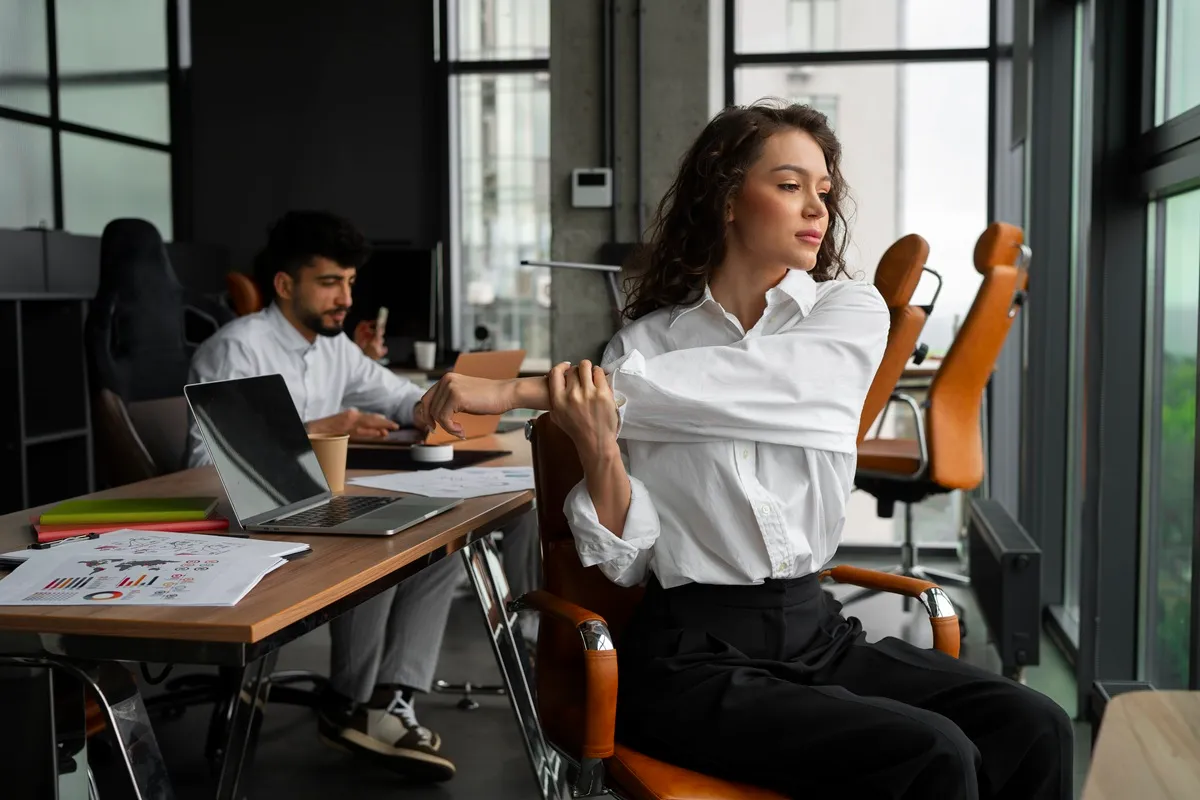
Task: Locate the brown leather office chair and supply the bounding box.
[226,271,263,316]
[515,416,960,799]
[860,233,935,443]
[849,222,1030,604]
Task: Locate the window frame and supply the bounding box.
[437,0,551,356]
[0,0,177,234]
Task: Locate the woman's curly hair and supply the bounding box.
[623,100,851,321]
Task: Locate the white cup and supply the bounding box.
[414,341,437,371]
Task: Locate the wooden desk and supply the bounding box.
[0,431,530,651]
[0,431,547,800]
[1082,691,1200,800]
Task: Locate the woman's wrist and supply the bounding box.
[506,376,552,411]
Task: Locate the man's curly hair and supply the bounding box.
[253,210,372,299]
[623,100,851,321]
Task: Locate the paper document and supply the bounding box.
[349,467,535,499]
[0,530,309,568]
[0,548,285,606]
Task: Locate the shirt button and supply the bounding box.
[778,561,788,571]
[742,449,750,459]
[760,504,771,515]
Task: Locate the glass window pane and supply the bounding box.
[453,72,551,371]
[0,118,54,229]
[736,0,989,53]
[738,62,988,545]
[1142,188,1200,689]
[1157,0,1200,123]
[56,0,170,143]
[453,0,550,61]
[61,134,172,239]
[0,1,50,114]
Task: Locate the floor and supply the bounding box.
[140,556,1092,799]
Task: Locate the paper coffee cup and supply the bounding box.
[414,341,437,371]
[308,433,349,492]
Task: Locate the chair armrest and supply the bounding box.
[512,590,618,760]
[820,566,960,658]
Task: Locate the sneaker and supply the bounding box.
[318,691,456,782]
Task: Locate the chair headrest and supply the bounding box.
[98,218,182,295]
[973,222,1025,274]
[873,234,930,308]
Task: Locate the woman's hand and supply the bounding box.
[549,360,620,463]
[417,374,519,437]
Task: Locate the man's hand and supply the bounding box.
[417,373,520,438]
[307,408,398,439]
[353,321,388,360]
[548,360,620,463]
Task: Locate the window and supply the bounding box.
[0,118,54,230]
[61,134,172,238]
[1141,188,1200,689]
[737,0,988,53]
[446,0,551,370]
[732,0,991,547]
[55,0,170,143]
[1155,0,1200,123]
[0,2,51,115]
[452,0,549,61]
[0,0,176,237]
[786,0,838,51]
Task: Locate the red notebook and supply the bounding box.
[32,518,231,543]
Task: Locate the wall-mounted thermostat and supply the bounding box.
[571,167,613,208]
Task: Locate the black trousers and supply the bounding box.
[615,575,1073,800]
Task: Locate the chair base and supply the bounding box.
[144,668,328,771]
[433,679,507,711]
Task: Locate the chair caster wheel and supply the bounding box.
[456,697,480,711]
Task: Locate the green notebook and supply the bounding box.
[39,497,219,526]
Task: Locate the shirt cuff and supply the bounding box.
[565,474,659,572]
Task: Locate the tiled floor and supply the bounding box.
[141,557,1091,799]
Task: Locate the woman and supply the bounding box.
[419,102,1072,800]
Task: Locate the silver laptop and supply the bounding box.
[184,374,461,535]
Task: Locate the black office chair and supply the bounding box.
[82,219,327,772]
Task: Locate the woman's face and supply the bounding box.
[727,129,831,272]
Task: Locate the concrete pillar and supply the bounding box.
[549,0,711,364]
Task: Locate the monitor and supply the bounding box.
[184,374,329,524]
[346,244,437,346]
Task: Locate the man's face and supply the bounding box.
[280,256,356,337]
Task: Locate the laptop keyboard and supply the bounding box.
[276,495,396,528]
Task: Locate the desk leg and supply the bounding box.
[462,538,567,800]
[214,652,278,800]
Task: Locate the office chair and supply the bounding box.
[847,222,1030,612]
[85,219,234,487]
[513,415,960,799]
[225,271,264,316]
[858,233,936,443]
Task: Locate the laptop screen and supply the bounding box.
[184,374,329,523]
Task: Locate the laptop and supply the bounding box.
[184,374,462,536]
[365,349,527,445]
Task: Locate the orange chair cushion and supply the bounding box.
[608,744,787,800]
[857,437,922,476]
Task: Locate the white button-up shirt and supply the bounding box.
[565,269,888,589]
[185,303,424,468]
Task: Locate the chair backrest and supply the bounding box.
[859,234,931,442]
[529,415,644,758]
[926,222,1029,490]
[85,219,230,486]
[226,272,264,316]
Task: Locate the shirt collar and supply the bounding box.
[668,268,818,327]
[266,302,318,353]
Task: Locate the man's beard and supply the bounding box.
[298,306,349,338]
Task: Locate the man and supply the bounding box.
[186,210,536,782]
